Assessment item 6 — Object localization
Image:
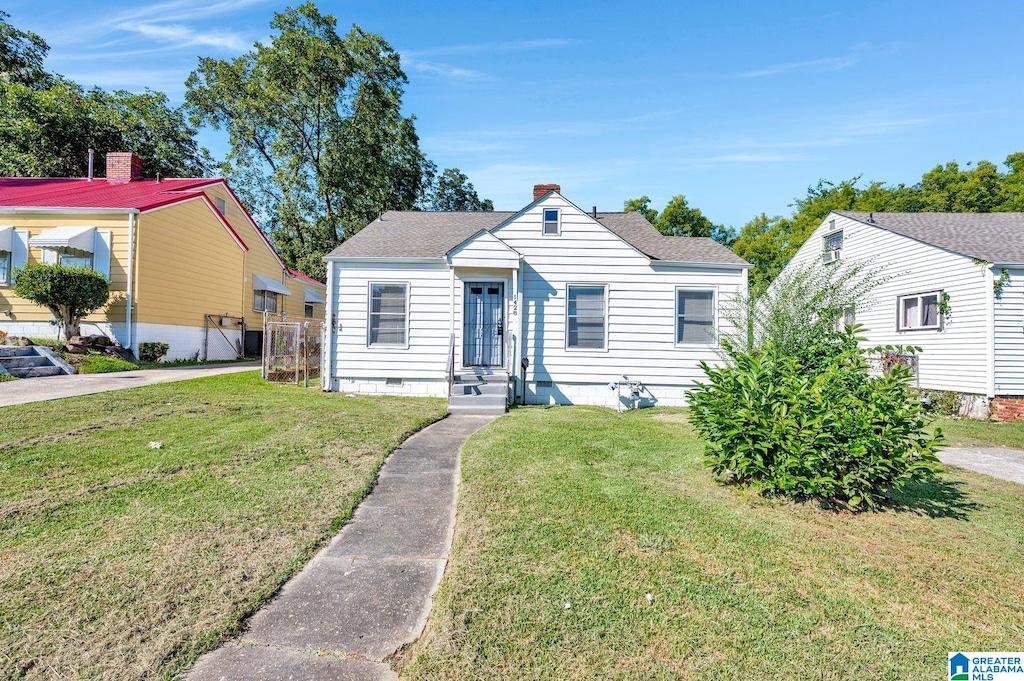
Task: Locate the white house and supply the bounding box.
[322,184,750,412]
[785,210,1024,418]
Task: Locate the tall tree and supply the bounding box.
[186,3,431,279]
[0,12,210,178]
[624,194,734,244]
[421,167,494,211]
[0,10,49,87]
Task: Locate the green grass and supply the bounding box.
[402,407,1024,680]
[0,373,447,679]
[932,416,1024,449]
[75,353,138,373]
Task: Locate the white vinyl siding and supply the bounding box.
[676,289,716,344]
[368,283,408,347]
[254,290,278,313]
[786,213,990,395]
[994,267,1024,395]
[566,285,607,350]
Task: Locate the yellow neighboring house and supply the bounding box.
[0,152,327,360]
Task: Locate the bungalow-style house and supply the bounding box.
[322,184,750,412]
[0,152,326,361]
[784,210,1024,418]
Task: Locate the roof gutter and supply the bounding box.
[652,260,753,270]
[323,256,447,265]
[0,207,140,214]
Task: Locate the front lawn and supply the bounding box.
[932,416,1024,449]
[0,373,446,679]
[402,407,1024,680]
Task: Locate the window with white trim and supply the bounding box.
[898,291,941,331]
[542,208,560,236]
[566,285,607,349]
[0,252,9,286]
[254,290,278,313]
[676,290,716,344]
[368,283,408,346]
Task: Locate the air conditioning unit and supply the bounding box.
[822,249,841,264]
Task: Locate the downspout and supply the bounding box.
[322,260,336,391]
[517,257,527,403]
[125,212,137,354]
[985,264,996,398]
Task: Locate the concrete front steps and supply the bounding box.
[449,370,509,415]
[0,346,76,379]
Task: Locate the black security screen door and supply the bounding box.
[463,282,504,366]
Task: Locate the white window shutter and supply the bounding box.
[40,248,57,265]
[12,230,28,271]
[93,230,111,279]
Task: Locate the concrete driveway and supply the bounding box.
[0,362,260,407]
[937,447,1024,485]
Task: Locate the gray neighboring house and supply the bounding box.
[783,210,1024,417]
[321,184,750,411]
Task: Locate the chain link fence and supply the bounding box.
[262,315,324,387]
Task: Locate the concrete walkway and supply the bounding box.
[938,447,1024,485]
[0,362,259,407]
[188,415,497,681]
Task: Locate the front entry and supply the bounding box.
[463,281,504,367]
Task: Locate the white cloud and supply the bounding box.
[403,38,581,58]
[731,56,858,79]
[403,58,492,82]
[117,22,248,51]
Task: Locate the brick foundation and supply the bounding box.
[990,397,1024,421]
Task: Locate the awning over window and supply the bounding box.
[304,288,325,304]
[29,226,96,251]
[252,274,291,295]
[0,227,11,252]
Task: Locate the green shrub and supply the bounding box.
[138,341,170,363]
[0,372,16,382]
[78,355,137,374]
[12,264,109,340]
[689,332,943,510]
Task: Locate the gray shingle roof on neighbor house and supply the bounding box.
[837,211,1024,264]
[328,210,749,265]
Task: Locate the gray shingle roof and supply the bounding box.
[837,211,1024,264]
[328,210,748,265]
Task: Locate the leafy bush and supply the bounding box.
[77,355,137,374]
[12,264,109,339]
[0,372,16,382]
[689,331,943,510]
[138,341,170,363]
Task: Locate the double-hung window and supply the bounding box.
[566,285,607,349]
[542,208,560,235]
[0,251,9,286]
[898,291,942,331]
[676,289,716,344]
[59,250,94,269]
[368,283,408,347]
[254,290,278,313]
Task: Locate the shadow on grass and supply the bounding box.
[884,477,980,520]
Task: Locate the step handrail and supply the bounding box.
[446,332,456,396]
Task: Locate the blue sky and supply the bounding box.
[7,0,1024,228]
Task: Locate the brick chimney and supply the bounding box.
[106,152,143,183]
[533,183,560,200]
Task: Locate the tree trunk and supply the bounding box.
[62,308,80,341]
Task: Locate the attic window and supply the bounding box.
[542,208,560,236]
[214,197,227,215]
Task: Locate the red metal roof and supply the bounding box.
[288,268,326,286]
[0,177,222,211]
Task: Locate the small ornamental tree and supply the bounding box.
[12,264,109,340]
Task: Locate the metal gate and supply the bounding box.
[263,316,324,386]
[463,281,504,366]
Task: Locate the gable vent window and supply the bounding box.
[542,208,560,236]
[214,197,227,215]
[822,226,843,264]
